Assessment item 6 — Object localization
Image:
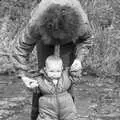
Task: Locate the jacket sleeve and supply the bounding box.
[78,1,92,39]
[75,37,94,60]
[12,24,38,71]
[12,3,43,71]
[75,2,94,62]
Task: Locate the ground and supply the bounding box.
[0,74,120,120]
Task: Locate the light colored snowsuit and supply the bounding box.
[36,69,79,120]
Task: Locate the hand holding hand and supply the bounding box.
[21,76,38,89]
[70,59,82,72]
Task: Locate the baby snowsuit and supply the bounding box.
[36,69,79,120]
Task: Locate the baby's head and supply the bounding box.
[44,55,63,79]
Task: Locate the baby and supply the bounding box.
[38,55,82,120]
[23,55,82,120]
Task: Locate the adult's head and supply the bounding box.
[29,0,90,45]
[40,4,80,44]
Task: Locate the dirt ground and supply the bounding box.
[0,75,120,120]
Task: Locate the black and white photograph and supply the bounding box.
[0,0,120,120]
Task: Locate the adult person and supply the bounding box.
[13,0,92,120]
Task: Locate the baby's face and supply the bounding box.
[45,61,63,79]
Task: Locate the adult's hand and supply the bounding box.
[21,76,38,89]
[17,69,27,78]
[17,68,38,78]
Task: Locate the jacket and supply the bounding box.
[12,0,92,70]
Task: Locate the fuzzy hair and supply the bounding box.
[35,4,82,44]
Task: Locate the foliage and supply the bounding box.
[0,0,39,73]
[81,0,120,77]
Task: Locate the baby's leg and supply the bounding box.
[37,112,58,120]
[38,96,58,120]
[59,93,78,120]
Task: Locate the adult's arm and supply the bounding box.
[75,37,93,60]
[76,0,94,58]
[75,0,93,58]
[70,20,93,72]
[13,23,39,71]
[12,4,42,72]
[71,15,93,71]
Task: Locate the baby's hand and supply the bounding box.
[21,76,38,89]
[70,59,82,72]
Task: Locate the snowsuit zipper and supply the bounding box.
[54,79,60,120]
